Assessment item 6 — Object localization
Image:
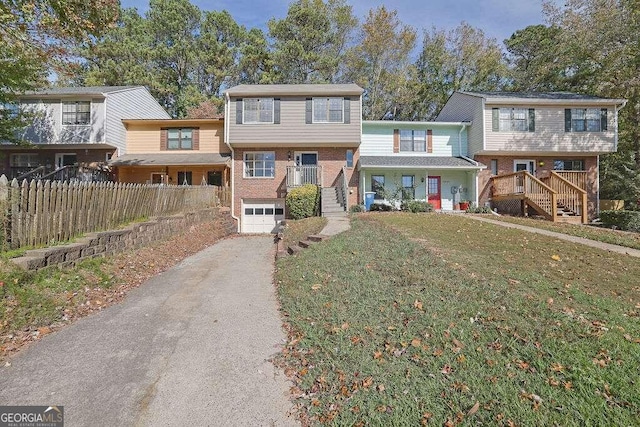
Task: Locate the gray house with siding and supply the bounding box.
[1,86,170,180]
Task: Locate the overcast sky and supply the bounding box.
[121,0,554,46]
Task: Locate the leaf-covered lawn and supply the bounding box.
[481,214,640,251]
[282,217,328,249]
[275,213,640,426]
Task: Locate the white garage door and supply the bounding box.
[242,200,285,233]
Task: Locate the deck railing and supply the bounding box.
[491,171,557,220]
[553,171,587,190]
[286,165,323,188]
[543,172,588,223]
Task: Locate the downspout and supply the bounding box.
[459,124,480,206]
[224,92,240,232]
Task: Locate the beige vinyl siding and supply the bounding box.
[483,105,616,153]
[361,123,467,157]
[125,122,228,154]
[228,96,361,144]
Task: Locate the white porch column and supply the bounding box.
[361,169,366,205]
[473,171,479,206]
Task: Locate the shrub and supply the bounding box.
[466,205,492,213]
[369,203,393,212]
[401,200,433,213]
[599,210,640,232]
[349,204,364,213]
[286,184,319,220]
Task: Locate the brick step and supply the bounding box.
[308,235,327,242]
[298,240,314,249]
[287,245,303,255]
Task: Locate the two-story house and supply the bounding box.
[437,92,627,222]
[224,84,363,233]
[0,86,170,180]
[359,121,485,210]
[110,118,230,186]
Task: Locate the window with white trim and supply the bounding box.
[243,98,273,123]
[402,175,415,199]
[244,152,275,178]
[569,108,604,132]
[313,97,343,123]
[400,130,427,152]
[554,159,584,171]
[498,108,529,131]
[62,101,90,125]
[167,128,193,150]
[371,175,385,199]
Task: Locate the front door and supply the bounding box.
[428,176,441,210]
[294,152,318,185]
[55,153,77,169]
[514,160,535,193]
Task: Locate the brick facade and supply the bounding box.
[475,155,599,218]
[232,147,360,218]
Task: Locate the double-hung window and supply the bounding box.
[62,101,90,125]
[313,97,343,123]
[402,175,415,200]
[244,152,275,178]
[495,108,533,132]
[400,130,427,152]
[566,108,606,132]
[243,98,274,123]
[371,175,385,199]
[167,128,193,150]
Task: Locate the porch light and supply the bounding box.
[539,161,545,167]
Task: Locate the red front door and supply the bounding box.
[428,176,441,210]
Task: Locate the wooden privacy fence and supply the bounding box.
[0,175,231,250]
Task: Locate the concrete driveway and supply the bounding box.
[0,236,297,427]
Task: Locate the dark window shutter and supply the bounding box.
[565,109,572,132]
[427,129,433,153]
[492,108,499,131]
[343,97,350,124]
[393,129,400,153]
[236,98,243,124]
[192,128,199,150]
[528,108,535,132]
[305,98,312,124]
[601,108,608,131]
[273,98,280,124]
[160,128,167,151]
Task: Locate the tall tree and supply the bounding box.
[267,0,357,83]
[542,0,640,201]
[342,6,416,120]
[0,0,119,140]
[414,22,508,120]
[504,24,564,91]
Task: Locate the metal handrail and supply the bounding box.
[341,166,348,209]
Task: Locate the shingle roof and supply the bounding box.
[225,84,364,97]
[460,91,626,104]
[360,156,485,169]
[109,153,230,167]
[23,86,143,96]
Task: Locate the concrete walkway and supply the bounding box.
[0,237,297,427]
[467,216,640,258]
[319,215,351,236]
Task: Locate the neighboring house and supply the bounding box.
[437,92,627,222]
[224,84,364,233]
[110,118,230,186]
[360,121,485,210]
[0,86,170,180]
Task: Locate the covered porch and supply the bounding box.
[358,156,485,210]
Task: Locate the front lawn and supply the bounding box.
[482,214,640,251]
[275,213,640,426]
[281,217,328,249]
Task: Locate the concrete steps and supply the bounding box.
[321,187,347,218]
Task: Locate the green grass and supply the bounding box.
[0,258,114,334]
[482,214,640,251]
[282,216,328,248]
[275,213,640,426]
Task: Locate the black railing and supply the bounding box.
[40,165,114,182]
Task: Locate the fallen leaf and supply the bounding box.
[377,384,386,392]
[311,284,322,290]
[373,351,383,359]
[467,401,480,416]
[411,338,421,347]
[551,254,561,261]
[452,338,464,349]
[441,365,452,374]
[414,299,423,310]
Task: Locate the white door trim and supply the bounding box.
[513,159,535,174]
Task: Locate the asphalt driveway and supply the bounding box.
[0,236,297,426]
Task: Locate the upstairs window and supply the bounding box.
[313,97,343,123]
[167,128,193,150]
[243,98,274,124]
[565,108,607,132]
[62,101,90,125]
[493,108,535,132]
[400,130,427,152]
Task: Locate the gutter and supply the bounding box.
[224,92,240,232]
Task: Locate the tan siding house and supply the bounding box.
[224,84,364,233]
[437,91,627,221]
[112,118,230,186]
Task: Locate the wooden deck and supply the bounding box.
[490,171,588,224]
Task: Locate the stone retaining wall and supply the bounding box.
[11,207,237,270]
